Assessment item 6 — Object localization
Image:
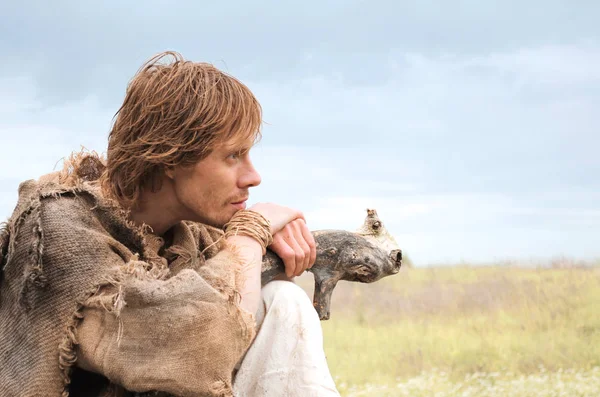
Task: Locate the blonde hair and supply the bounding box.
[101,51,262,208]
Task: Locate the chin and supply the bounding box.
[184,214,222,229]
[186,206,237,230]
[203,213,236,230]
[200,217,227,229]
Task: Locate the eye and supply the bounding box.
[227,152,240,161]
[353,264,374,277]
[227,148,251,161]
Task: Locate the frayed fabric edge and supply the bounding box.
[209,379,234,397]
[57,256,182,396]
[0,221,10,293]
[58,277,126,397]
[3,195,48,310]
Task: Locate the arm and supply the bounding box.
[225,235,263,314]
[69,216,259,395]
[194,218,316,317]
[75,262,256,395]
[74,204,311,394]
[199,204,315,316]
[188,221,275,316]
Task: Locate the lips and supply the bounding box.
[231,198,248,210]
[231,197,248,204]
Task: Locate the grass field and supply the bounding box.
[297,264,600,396]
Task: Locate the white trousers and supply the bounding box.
[233,281,341,397]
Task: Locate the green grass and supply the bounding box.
[297,265,600,396]
[337,368,600,397]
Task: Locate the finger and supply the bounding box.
[280,206,305,224]
[271,233,297,278]
[281,223,304,275]
[295,210,306,222]
[282,224,306,277]
[297,219,316,267]
[292,220,312,271]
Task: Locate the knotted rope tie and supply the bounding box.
[224,210,273,255]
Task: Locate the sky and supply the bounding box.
[1,1,599,265]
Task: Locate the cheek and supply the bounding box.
[174,176,209,209]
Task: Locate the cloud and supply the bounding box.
[2,1,599,102]
[1,3,599,264]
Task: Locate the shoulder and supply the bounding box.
[8,178,137,248]
[2,180,110,261]
[5,178,145,271]
[7,152,111,231]
[13,179,100,225]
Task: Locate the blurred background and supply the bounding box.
[1,1,599,395]
[2,0,600,266]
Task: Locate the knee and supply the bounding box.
[261,280,317,319]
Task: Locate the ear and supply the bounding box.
[326,247,338,257]
[164,167,176,180]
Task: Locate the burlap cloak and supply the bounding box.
[0,170,256,396]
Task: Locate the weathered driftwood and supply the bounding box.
[260,209,402,320]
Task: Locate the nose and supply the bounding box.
[390,249,402,271]
[239,159,262,188]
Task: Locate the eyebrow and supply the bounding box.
[224,141,253,154]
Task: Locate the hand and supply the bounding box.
[247,203,304,235]
[269,219,317,278]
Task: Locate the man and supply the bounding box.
[0,52,340,396]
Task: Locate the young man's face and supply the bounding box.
[169,138,262,228]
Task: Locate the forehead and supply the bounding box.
[218,134,257,152]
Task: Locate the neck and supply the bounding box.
[129,181,181,236]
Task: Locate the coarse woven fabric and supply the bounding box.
[0,157,256,397]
